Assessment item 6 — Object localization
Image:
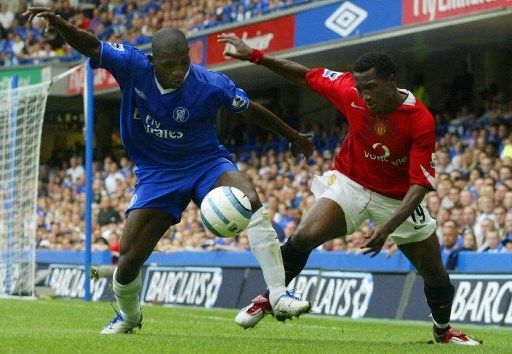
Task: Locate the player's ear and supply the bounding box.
[387,74,397,86]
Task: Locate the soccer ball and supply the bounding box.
[200,186,252,238]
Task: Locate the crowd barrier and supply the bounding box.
[37,250,512,327]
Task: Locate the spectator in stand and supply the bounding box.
[461,206,477,235]
[476,218,497,250]
[461,231,478,252]
[109,230,121,264]
[436,149,455,174]
[440,221,460,266]
[425,192,441,218]
[2,0,313,67]
[494,206,507,236]
[97,196,122,226]
[66,155,85,183]
[104,160,125,196]
[481,230,503,253]
[0,4,14,29]
[503,238,512,252]
[458,189,473,208]
[283,220,297,242]
[473,195,496,242]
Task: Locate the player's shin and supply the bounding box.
[281,237,312,286]
[247,207,286,307]
[113,267,142,322]
[424,279,455,331]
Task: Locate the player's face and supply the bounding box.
[354,68,396,113]
[154,52,190,88]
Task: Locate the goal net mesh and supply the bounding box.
[0,81,50,296]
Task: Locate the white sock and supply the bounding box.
[113,268,142,323]
[247,207,287,307]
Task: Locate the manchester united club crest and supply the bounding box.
[327,174,337,186]
[374,121,386,136]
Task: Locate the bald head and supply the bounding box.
[151,28,190,89]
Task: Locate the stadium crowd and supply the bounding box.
[0,0,310,66]
[34,88,512,270]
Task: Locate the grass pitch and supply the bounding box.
[0,299,510,353]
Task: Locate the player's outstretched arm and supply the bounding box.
[362,185,429,257]
[24,7,100,60]
[244,101,314,158]
[218,33,309,87]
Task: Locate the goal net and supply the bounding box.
[0,80,51,296]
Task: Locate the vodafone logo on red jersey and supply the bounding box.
[364,142,409,167]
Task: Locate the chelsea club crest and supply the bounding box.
[173,107,189,123]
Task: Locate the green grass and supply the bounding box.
[0,299,510,353]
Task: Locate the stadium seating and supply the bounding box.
[0,0,311,67]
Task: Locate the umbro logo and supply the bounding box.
[135,88,146,100]
[325,1,368,38]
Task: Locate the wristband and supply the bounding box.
[250,48,264,64]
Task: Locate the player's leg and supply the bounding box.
[101,208,175,334]
[281,197,348,284]
[282,171,367,286]
[102,181,183,334]
[381,197,480,345]
[212,170,311,317]
[398,234,480,345]
[234,171,367,328]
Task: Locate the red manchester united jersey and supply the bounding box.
[306,68,436,199]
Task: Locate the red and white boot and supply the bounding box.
[433,326,481,345]
[235,295,272,329]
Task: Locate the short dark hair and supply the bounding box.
[353,52,396,79]
[151,28,189,57]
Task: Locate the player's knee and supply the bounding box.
[118,247,145,270]
[245,191,262,211]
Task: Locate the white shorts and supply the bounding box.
[311,171,436,245]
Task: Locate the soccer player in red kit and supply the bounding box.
[218,33,480,345]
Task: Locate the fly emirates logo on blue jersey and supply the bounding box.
[134,108,184,139]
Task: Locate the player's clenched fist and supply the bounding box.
[23,7,64,32]
[217,33,253,61]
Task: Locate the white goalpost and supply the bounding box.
[0,77,51,296]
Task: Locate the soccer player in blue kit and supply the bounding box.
[25,8,314,333]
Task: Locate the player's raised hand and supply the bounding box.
[289,133,315,158]
[23,7,63,32]
[362,224,392,258]
[217,33,252,61]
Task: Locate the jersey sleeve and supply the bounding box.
[408,112,436,190]
[89,42,132,84]
[216,73,249,113]
[305,68,353,111]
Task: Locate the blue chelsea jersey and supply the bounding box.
[90,42,249,171]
